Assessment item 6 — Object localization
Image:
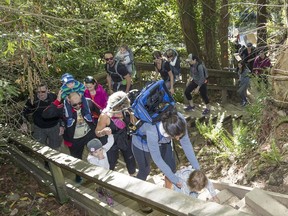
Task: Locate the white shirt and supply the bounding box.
[87,135,114,169]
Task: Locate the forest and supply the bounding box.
[1,0,288,215]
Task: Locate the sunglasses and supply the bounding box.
[37,90,47,93]
[71,102,82,107]
[105,57,114,61]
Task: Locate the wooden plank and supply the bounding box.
[7,133,250,216]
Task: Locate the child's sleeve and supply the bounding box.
[61,85,69,99]
[206,179,217,198]
[103,134,114,151]
[72,81,85,95]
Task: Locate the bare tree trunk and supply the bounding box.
[257,0,268,48]
[218,0,229,68]
[177,0,201,56]
[202,0,220,68]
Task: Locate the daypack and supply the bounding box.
[129,80,175,136]
[115,47,137,77]
[165,49,181,77]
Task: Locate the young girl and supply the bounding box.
[173,166,219,203]
[237,61,250,106]
[87,133,114,206]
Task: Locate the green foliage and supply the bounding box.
[260,140,283,165]
[196,112,256,161]
[0,80,19,102]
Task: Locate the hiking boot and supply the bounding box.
[184,105,195,112]
[138,203,153,213]
[84,114,93,122]
[202,108,210,115]
[67,118,75,127]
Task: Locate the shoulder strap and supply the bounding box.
[106,61,124,81]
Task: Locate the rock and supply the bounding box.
[277,110,286,117]
[268,173,283,186]
[7,193,20,201]
[282,143,288,152]
[10,208,18,216]
[284,174,288,185]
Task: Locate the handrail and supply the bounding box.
[5,131,248,216]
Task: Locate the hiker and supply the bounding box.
[87,135,114,206]
[152,50,175,94]
[95,91,136,176]
[132,108,200,189]
[61,73,92,127]
[184,54,210,115]
[42,92,98,183]
[241,42,257,71]
[237,61,250,106]
[115,44,134,75]
[173,166,220,203]
[253,49,272,86]
[104,51,132,94]
[84,75,108,112]
[165,48,181,81]
[20,83,64,169]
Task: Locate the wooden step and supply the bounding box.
[235,198,257,215]
[246,188,288,216]
[216,189,240,208]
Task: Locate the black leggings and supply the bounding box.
[184,81,209,104]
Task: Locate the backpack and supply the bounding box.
[129,80,176,138]
[115,47,137,78]
[165,49,181,77]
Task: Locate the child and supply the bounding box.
[115,45,133,74]
[87,131,114,206]
[61,73,92,127]
[173,166,220,203]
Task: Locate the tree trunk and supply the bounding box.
[202,0,220,68]
[177,0,201,56]
[218,0,229,68]
[256,0,268,48]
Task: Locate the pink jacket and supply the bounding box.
[84,84,108,110]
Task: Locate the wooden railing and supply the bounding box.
[135,62,239,103]
[4,131,247,216]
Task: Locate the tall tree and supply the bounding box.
[218,0,229,68]
[256,0,268,48]
[177,0,201,56]
[202,0,220,68]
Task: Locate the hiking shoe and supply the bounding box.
[84,113,93,122]
[202,108,210,115]
[67,118,75,127]
[96,187,105,198]
[106,196,114,206]
[138,203,153,213]
[184,105,195,111]
[75,175,82,184]
[241,101,248,107]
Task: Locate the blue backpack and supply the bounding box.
[131,80,175,125]
[129,80,176,141]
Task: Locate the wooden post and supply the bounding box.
[49,162,69,204]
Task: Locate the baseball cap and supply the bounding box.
[87,138,103,152]
[186,53,193,62]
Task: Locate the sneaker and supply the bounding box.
[106,196,114,206]
[241,101,248,107]
[75,175,82,184]
[138,203,153,213]
[202,108,210,115]
[84,114,93,122]
[96,187,105,198]
[184,105,195,111]
[67,118,75,127]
